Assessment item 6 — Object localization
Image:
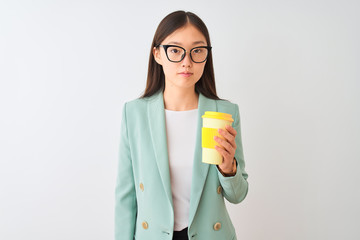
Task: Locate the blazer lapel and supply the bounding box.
[188,92,217,227]
[147,90,217,227]
[148,90,173,208]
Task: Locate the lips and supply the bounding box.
[178,72,193,77]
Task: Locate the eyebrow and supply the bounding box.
[166,41,206,45]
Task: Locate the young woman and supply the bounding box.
[115,10,249,240]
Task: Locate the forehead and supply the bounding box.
[163,24,207,46]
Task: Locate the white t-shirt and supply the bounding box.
[164,108,198,231]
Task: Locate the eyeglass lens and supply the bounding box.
[166,46,208,63]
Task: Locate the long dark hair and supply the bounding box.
[139,10,224,100]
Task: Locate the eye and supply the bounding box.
[171,49,179,54]
[193,48,202,54]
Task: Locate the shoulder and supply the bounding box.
[122,94,157,117]
[215,98,239,116]
[125,97,147,109]
[216,98,237,108]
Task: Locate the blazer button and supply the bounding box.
[139,182,144,192]
[213,222,221,231]
[217,186,222,194]
[142,221,148,229]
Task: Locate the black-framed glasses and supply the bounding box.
[156,44,212,63]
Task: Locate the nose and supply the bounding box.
[181,52,192,67]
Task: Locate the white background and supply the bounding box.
[1,0,359,239]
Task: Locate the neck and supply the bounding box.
[163,87,199,111]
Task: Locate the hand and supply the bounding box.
[214,125,237,174]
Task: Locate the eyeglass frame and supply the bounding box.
[156,44,212,63]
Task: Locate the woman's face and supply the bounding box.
[153,24,208,92]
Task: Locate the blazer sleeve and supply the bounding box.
[115,102,137,240]
[217,103,249,204]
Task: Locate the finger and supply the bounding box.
[225,125,237,136]
[218,128,236,148]
[214,136,234,153]
[215,145,232,160]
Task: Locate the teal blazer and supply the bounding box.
[115,90,249,240]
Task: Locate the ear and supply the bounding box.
[153,46,163,66]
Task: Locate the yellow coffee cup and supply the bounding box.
[201,111,234,164]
